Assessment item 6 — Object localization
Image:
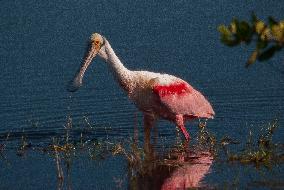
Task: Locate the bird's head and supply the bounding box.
[90,33,105,54]
[67,33,107,92]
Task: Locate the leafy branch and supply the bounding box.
[218,14,284,67]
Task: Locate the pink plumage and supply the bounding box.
[153,82,189,96]
[153,82,214,119]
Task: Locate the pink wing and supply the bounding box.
[153,81,215,118]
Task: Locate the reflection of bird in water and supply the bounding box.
[68,33,215,141]
[126,139,213,190]
[161,151,213,189]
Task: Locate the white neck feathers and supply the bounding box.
[103,40,133,92]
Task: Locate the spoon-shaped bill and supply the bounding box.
[67,74,83,92]
[67,44,98,92]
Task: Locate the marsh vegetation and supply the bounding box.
[0,116,283,189]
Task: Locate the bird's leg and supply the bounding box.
[153,121,159,146]
[175,115,190,141]
[143,113,156,154]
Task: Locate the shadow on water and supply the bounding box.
[0,116,284,189]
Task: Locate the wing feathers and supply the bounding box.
[152,81,214,118]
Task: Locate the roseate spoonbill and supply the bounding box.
[68,33,215,141]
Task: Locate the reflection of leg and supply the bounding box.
[143,113,156,153]
[175,115,190,141]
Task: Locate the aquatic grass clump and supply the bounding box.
[112,141,144,164]
[227,119,282,167]
[17,129,32,156]
[197,120,217,153]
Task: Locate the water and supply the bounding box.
[1,0,284,189]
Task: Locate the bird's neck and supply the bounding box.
[104,40,134,93]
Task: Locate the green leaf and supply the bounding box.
[218,24,240,46]
[229,22,237,33]
[256,40,268,49]
[255,21,265,34]
[268,16,278,27]
[271,24,284,41]
[218,25,231,36]
[220,35,239,46]
[280,21,284,30]
[261,28,271,41]
[235,20,253,43]
[258,46,277,62]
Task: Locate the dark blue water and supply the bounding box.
[1,0,284,189]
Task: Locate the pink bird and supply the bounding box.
[68,33,215,141]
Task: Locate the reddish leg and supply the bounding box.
[175,115,190,141]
